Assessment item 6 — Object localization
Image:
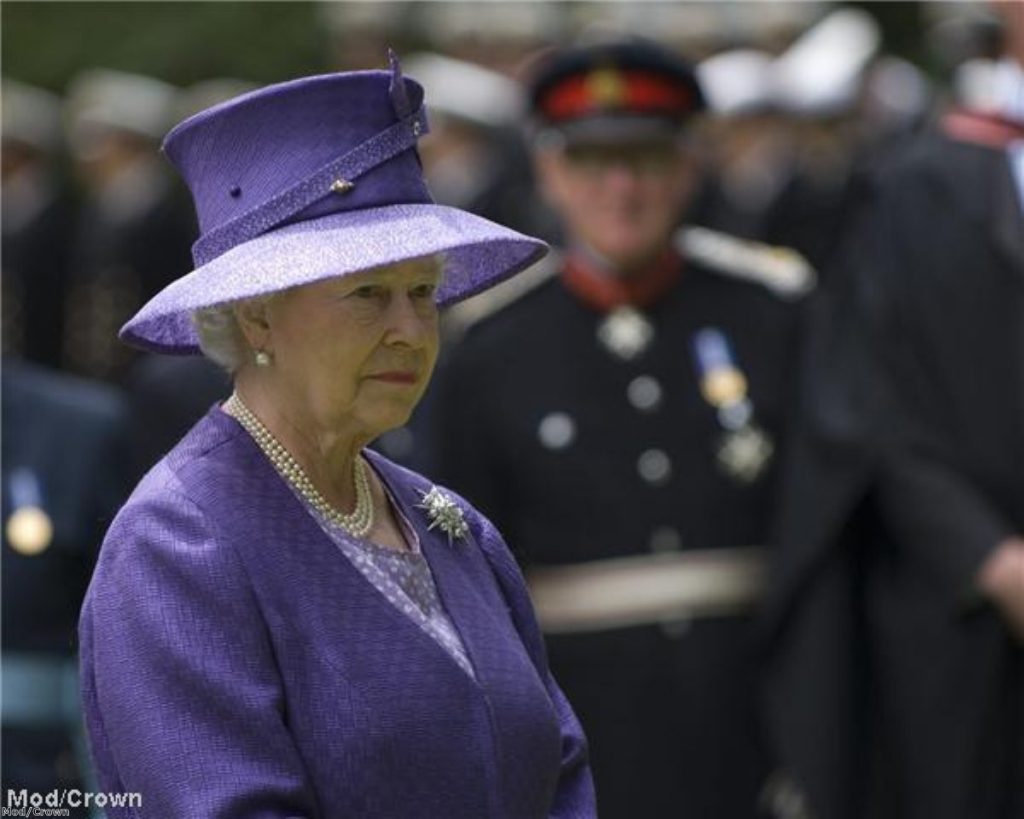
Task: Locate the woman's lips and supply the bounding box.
[366,371,418,384]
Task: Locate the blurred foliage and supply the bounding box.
[1,1,957,96]
[845,0,928,67]
[2,2,332,91]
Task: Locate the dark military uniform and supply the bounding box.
[432,232,807,818]
[2,360,131,813]
[123,354,231,480]
[1,177,77,370]
[63,182,195,381]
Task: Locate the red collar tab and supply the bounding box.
[540,68,695,123]
[562,248,683,312]
[942,108,1024,148]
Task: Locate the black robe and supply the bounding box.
[765,131,1024,819]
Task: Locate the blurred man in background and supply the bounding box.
[432,37,811,818]
[765,3,1024,818]
[2,360,131,812]
[2,80,77,370]
[62,69,193,381]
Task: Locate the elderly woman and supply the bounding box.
[78,59,595,818]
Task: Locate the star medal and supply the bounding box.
[597,306,654,360]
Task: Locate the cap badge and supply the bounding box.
[586,68,627,109]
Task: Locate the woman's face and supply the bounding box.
[260,256,442,441]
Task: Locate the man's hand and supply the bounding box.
[976,536,1024,642]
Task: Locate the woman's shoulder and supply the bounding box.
[131,406,246,497]
[109,407,252,543]
[91,409,265,604]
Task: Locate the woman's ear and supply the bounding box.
[233,297,272,354]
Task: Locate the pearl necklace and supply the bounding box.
[224,393,375,538]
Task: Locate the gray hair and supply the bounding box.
[192,298,265,373]
[192,255,447,373]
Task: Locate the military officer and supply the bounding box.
[430,38,812,819]
[2,359,131,811]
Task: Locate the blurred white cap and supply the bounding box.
[318,2,408,36]
[954,58,1000,110]
[697,49,775,115]
[405,52,525,129]
[2,78,63,153]
[417,1,564,45]
[952,57,1024,122]
[66,68,178,151]
[862,56,932,126]
[175,78,259,122]
[772,8,881,116]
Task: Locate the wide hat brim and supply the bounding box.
[120,203,547,355]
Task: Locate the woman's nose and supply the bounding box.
[384,293,433,347]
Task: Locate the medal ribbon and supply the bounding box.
[692,328,749,414]
[8,467,44,510]
[692,328,774,482]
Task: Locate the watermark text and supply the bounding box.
[3,789,142,816]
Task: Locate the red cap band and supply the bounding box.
[540,69,694,123]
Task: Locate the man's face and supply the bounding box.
[535,138,698,274]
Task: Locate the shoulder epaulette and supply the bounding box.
[442,249,561,339]
[676,226,816,299]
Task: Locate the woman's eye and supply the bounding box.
[411,283,437,300]
[352,285,383,299]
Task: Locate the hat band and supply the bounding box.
[192,105,431,266]
[540,70,695,123]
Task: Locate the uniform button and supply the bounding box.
[537,412,576,450]
[648,526,682,553]
[637,448,672,485]
[627,375,663,412]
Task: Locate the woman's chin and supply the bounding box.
[359,399,419,438]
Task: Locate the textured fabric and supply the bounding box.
[119,65,548,355]
[79,407,595,818]
[298,485,475,679]
[191,106,430,265]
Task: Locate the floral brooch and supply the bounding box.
[417,486,469,544]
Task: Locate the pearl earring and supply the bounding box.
[254,350,272,367]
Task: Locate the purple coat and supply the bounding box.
[79,407,595,818]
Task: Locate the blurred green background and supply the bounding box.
[3,2,334,90]
[3,1,937,94]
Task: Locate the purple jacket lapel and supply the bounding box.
[367,450,532,691]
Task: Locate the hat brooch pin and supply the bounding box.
[417,486,469,544]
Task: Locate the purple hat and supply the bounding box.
[121,54,547,355]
